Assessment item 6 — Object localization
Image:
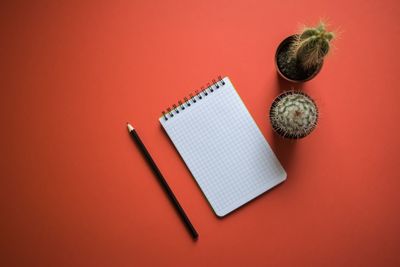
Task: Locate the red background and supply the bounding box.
[1,0,400,266]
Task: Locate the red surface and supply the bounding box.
[1,0,400,266]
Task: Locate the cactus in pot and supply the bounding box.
[291,22,335,70]
[269,91,318,139]
[275,21,335,82]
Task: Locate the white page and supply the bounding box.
[159,77,286,217]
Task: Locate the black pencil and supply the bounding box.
[127,123,198,240]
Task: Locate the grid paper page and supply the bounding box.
[159,77,286,217]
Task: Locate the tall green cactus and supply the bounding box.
[270,91,318,139]
[291,22,335,70]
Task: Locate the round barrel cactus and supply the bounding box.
[269,91,318,139]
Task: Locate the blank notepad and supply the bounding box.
[159,77,286,217]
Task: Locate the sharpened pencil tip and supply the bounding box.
[127,123,134,132]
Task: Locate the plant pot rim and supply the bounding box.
[275,35,323,83]
[269,90,319,139]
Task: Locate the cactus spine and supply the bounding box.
[270,91,318,139]
[291,22,335,70]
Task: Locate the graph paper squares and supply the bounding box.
[160,77,286,217]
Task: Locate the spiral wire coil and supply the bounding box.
[162,76,226,121]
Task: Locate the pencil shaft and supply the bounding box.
[129,129,198,240]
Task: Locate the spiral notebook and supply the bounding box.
[159,77,286,217]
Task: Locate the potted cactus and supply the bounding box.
[275,21,335,82]
[269,91,318,139]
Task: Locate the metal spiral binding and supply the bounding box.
[161,76,226,121]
